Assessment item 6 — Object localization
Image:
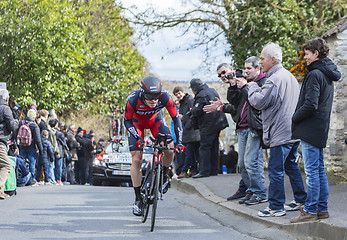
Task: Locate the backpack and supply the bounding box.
[4,156,17,196]
[17,120,33,147]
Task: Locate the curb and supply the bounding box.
[172,178,347,240]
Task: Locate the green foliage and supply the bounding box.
[0,0,146,115]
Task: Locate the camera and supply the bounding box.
[225,69,247,79]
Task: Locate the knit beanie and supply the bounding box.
[77,127,83,134]
[27,109,37,119]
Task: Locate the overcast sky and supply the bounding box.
[118,0,231,82]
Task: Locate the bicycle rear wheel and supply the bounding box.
[150,163,161,232]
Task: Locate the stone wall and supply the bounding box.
[324,29,347,179]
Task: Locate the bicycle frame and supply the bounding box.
[140,134,175,232]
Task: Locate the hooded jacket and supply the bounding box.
[191,84,229,135]
[292,57,341,148]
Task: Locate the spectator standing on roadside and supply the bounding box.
[224,145,238,173]
[290,38,341,223]
[205,59,267,205]
[190,78,229,178]
[66,124,80,184]
[0,89,18,199]
[248,42,307,217]
[16,109,43,185]
[173,86,200,178]
[36,130,54,184]
[38,109,49,132]
[49,119,65,185]
[75,127,89,185]
[29,100,37,113]
[96,138,105,154]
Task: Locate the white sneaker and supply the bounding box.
[284,200,303,211]
[258,206,286,217]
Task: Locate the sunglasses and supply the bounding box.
[218,70,226,78]
[143,92,161,100]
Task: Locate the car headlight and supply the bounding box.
[93,158,106,167]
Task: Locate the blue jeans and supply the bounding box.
[36,157,49,182]
[181,141,199,173]
[301,141,329,214]
[199,132,220,176]
[268,142,307,210]
[237,129,266,198]
[55,157,63,181]
[20,147,37,181]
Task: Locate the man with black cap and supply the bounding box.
[189,78,229,178]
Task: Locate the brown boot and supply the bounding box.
[177,172,188,179]
[317,210,329,219]
[290,208,318,223]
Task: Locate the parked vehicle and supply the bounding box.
[92,138,152,186]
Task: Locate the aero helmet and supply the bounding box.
[140,76,162,100]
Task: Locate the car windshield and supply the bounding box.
[104,141,130,153]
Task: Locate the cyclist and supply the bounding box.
[124,75,184,216]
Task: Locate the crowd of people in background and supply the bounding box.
[0,100,107,200]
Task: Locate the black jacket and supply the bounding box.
[223,75,266,133]
[16,116,43,154]
[191,84,229,135]
[292,57,341,148]
[55,129,67,157]
[179,93,200,143]
[67,131,80,160]
[0,99,18,145]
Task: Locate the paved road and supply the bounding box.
[0,185,298,240]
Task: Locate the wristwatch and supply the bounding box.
[217,106,221,112]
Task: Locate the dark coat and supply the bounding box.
[223,74,266,133]
[0,99,18,145]
[179,93,200,143]
[55,129,67,157]
[191,84,229,135]
[67,131,80,160]
[16,117,43,154]
[292,57,341,148]
[40,135,54,163]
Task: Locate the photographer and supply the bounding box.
[204,58,267,205]
[189,78,228,178]
[0,89,18,199]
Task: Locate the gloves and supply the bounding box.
[175,144,185,153]
[136,138,145,149]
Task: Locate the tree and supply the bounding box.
[120,0,346,69]
[0,0,146,114]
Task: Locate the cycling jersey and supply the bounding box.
[124,89,183,151]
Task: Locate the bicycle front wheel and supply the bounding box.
[108,117,114,139]
[141,163,152,223]
[150,163,161,232]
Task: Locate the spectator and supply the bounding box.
[16,109,43,185]
[83,130,95,185]
[290,38,341,223]
[49,119,66,185]
[189,78,229,178]
[49,109,57,120]
[224,145,238,173]
[96,138,105,154]
[248,42,307,217]
[29,100,37,113]
[173,86,200,178]
[170,98,184,176]
[47,119,59,184]
[13,148,33,187]
[205,59,267,205]
[38,109,49,132]
[0,89,18,199]
[75,127,89,185]
[66,124,80,184]
[36,130,54,185]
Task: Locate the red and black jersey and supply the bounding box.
[124,89,182,145]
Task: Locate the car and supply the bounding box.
[92,138,152,186]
